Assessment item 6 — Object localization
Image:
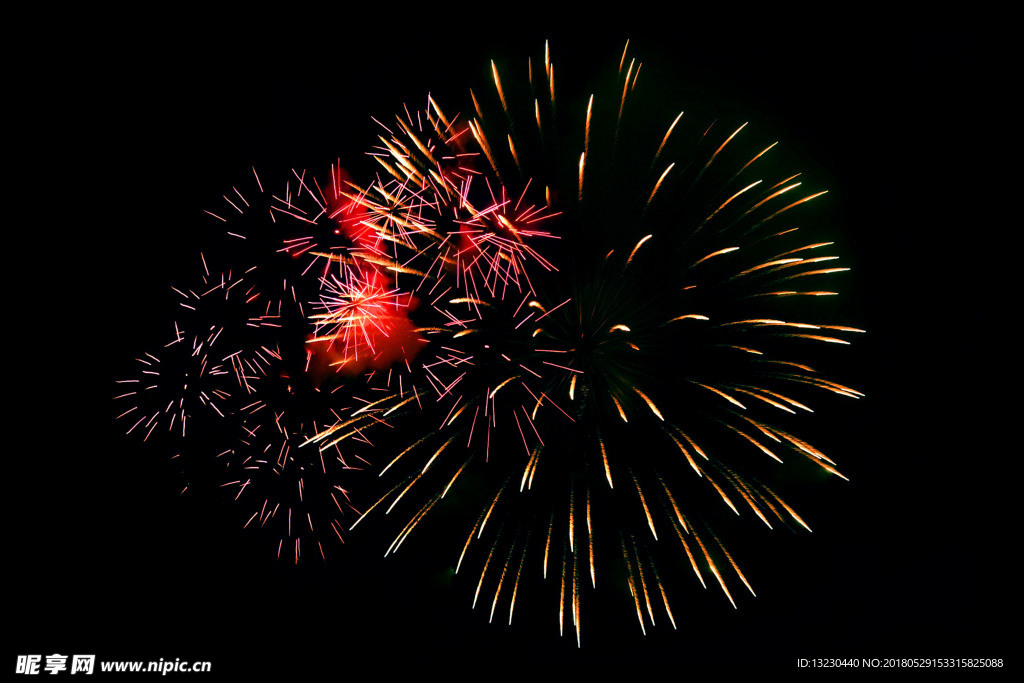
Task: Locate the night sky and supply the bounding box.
[12,11,1006,678]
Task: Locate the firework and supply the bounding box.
[299,93,569,481]
[216,341,370,563]
[113,256,275,441]
[351,97,560,300]
[114,40,862,641]
[328,42,862,644]
[116,165,382,558]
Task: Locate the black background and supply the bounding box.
[12,9,1006,678]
